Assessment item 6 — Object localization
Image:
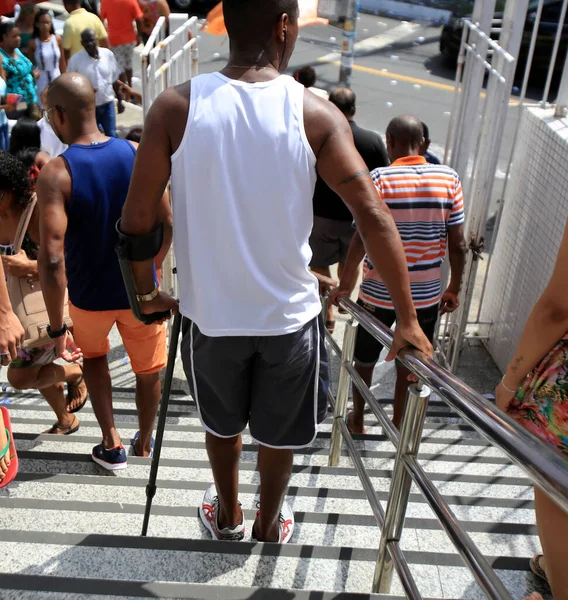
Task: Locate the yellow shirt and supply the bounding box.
[62,8,108,57]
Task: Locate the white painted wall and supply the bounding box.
[481,107,568,372]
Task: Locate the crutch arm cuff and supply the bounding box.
[116,219,164,262]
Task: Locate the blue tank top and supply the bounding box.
[63,137,135,311]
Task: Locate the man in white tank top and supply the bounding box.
[121,0,432,545]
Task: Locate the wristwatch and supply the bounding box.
[47,323,68,339]
[136,285,159,303]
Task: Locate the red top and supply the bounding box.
[100,0,143,46]
[0,0,16,16]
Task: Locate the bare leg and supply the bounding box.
[82,355,121,449]
[206,432,243,529]
[125,68,133,88]
[347,363,374,434]
[533,486,568,600]
[255,445,293,542]
[8,364,83,430]
[393,363,411,430]
[0,410,9,481]
[134,371,161,457]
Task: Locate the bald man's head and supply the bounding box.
[47,72,95,113]
[81,28,98,57]
[46,73,97,144]
[386,115,424,149]
[329,87,356,118]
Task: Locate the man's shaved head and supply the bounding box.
[329,87,356,118]
[47,72,96,114]
[223,0,298,50]
[386,115,424,149]
[81,28,96,43]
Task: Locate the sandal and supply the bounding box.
[0,406,18,488]
[131,431,155,458]
[345,410,366,435]
[66,368,88,414]
[529,554,549,584]
[44,415,79,436]
[325,320,335,334]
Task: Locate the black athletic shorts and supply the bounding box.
[353,300,439,367]
[181,314,329,449]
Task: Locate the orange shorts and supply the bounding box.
[69,303,167,375]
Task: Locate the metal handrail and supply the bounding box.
[327,297,568,598]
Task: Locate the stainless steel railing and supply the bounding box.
[327,297,568,598]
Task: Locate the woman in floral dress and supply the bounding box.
[496,219,568,600]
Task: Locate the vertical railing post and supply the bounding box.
[373,380,431,593]
[328,320,357,467]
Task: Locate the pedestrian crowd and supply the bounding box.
[0,1,564,599]
[0,0,168,144]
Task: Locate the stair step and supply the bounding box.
[3,472,535,508]
[14,451,534,497]
[0,576,393,600]
[0,531,549,597]
[12,432,508,461]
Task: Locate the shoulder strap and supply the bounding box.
[13,193,37,253]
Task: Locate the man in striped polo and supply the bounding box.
[333,115,466,432]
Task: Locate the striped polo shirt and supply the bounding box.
[360,155,465,310]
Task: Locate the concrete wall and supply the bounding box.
[481,107,568,372]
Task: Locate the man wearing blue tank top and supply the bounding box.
[36,72,173,471]
[120,0,433,544]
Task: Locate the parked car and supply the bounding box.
[167,0,218,13]
[440,0,568,78]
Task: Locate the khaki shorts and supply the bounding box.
[111,43,136,72]
[69,303,167,375]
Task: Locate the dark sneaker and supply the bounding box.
[91,443,127,471]
[251,498,295,544]
[199,483,245,541]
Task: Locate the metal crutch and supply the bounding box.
[141,311,182,536]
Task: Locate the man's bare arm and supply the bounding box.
[37,159,70,332]
[121,85,186,313]
[339,229,366,294]
[155,189,173,272]
[447,224,467,294]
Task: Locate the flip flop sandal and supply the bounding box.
[345,410,367,435]
[0,406,18,488]
[44,416,79,436]
[66,368,88,414]
[325,320,335,333]
[131,431,155,458]
[529,554,549,584]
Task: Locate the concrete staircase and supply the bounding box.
[0,340,553,600]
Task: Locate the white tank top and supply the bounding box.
[170,72,321,337]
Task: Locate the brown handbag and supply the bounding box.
[7,193,73,349]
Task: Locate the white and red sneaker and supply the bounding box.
[199,483,245,541]
[251,498,295,544]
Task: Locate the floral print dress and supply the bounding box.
[508,335,568,454]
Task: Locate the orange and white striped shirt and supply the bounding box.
[360,155,464,310]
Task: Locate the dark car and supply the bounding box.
[167,0,218,13]
[440,0,568,77]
